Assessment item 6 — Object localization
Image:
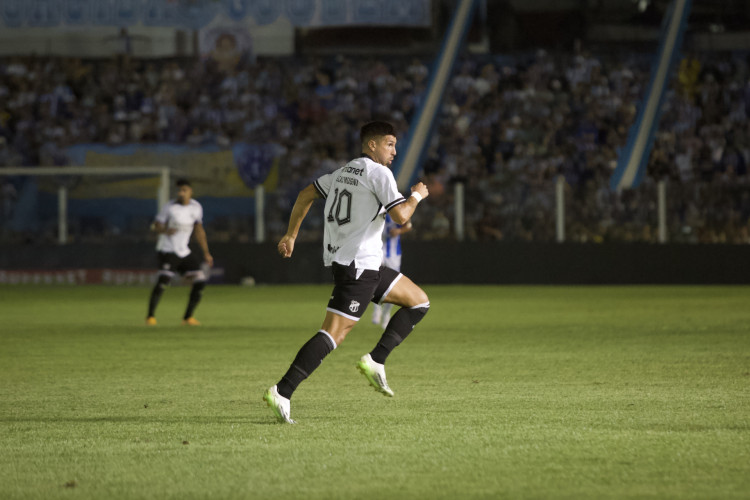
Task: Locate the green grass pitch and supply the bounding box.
[1,284,749,499]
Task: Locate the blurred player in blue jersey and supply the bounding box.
[372,214,412,328]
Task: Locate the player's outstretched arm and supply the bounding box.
[278,184,320,258]
[388,182,429,226]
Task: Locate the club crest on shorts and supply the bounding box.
[349,300,360,313]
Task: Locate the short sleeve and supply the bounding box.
[194,203,203,225]
[313,172,334,198]
[154,203,170,223]
[371,166,406,211]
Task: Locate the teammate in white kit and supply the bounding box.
[372,214,412,328]
[145,178,213,326]
[263,121,430,424]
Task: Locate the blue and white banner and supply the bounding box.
[233,143,277,189]
[0,0,431,28]
[610,0,692,191]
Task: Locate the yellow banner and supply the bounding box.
[41,146,278,199]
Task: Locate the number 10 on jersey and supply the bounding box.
[327,188,352,226]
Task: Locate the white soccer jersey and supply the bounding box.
[313,156,406,271]
[154,199,203,258]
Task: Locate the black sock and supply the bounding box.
[183,281,206,320]
[277,331,336,399]
[147,275,171,317]
[370,303,430,364]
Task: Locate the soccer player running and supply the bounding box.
[145,178,213,326]
[264,121,430,424]
[372,214,412,328]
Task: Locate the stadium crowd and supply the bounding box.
[1,48,750,243]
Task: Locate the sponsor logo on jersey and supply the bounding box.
[349,300,360,313]
[327,244,340,254]
[341,166,364,176]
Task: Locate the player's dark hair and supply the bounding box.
[360,121,396,145]
[176,178,191,187]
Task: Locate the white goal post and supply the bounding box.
[0,166,170,244]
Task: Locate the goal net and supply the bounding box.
[0,166,169,244]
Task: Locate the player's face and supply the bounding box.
[176,185,192,204]
[370,135,397,167]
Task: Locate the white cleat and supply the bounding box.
[263,385,296,424]
[356,354,394,397]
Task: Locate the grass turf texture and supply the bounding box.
[1,285,749,500]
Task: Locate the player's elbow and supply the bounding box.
[389,206,410,226]
[390,213,409,226]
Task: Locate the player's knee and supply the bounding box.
[330,325,354,346]
[410,301,429,319]
[407,293,429,325]
[411,287,429,308]
[322,313,357,345]
[332,320,356,345]
[157,274,171,288]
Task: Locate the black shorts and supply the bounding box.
[157,251,202,277]
[327,262,402,321]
